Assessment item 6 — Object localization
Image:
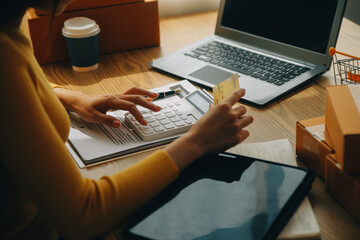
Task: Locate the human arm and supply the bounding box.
[53,87,161,128]
[164,88,253,171]
[0,45,178,239]
[2,76,250,240]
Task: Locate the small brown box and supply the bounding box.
[26,0,160,64]
[296,116,334,179]
[325,154,360,223]
[35,0,143,15]
[325,85,360,173]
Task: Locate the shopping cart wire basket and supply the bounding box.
[329,47,360,85]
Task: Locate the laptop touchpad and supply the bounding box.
[189,65,234,85]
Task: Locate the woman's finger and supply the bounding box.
[122,87,159,99]
[118,101,147,125]
[223,88,246,106]
[99,97,148,125]
[88,109,121,128]
[233,105,247,118]
[119,95,162,112]
[236,115,254,129]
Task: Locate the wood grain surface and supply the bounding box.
[41,11,360,240]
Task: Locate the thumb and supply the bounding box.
[208,103,215,110]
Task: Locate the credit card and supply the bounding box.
[212,74,240,105]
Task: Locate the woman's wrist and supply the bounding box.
[53,88,84,112]
[163,133,204,172]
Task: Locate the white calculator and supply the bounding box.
[125,90,212,141]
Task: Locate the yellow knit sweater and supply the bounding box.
[0,25,178,239]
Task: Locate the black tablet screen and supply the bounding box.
[126,153,313,240]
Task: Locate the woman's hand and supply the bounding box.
[53,87,161,128]
[164,88,253,171]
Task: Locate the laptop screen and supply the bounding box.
[221,0,339,54]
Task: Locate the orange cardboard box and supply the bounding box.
[26,0,160,64]
[325,85,360,174]
[296,116,334,179]
[35,0,143,15]
[325,154,360,222]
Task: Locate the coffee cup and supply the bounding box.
[62,17,100,72]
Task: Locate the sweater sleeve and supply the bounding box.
[0,38,179,239]
[50,82,62,89]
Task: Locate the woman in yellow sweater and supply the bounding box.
[0,0,253,239]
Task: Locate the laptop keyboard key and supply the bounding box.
[186,41,312,86]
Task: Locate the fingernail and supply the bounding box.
[112,120,121,128]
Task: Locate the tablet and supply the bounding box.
[124,152,315,240]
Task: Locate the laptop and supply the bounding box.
[124,153,315,240]
[150,0,348,105]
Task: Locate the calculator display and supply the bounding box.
[185,91,212,115]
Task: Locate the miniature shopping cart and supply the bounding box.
[329,47,360,85]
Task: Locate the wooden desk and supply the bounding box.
[42,11,360,240]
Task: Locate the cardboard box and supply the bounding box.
[27,0,160,64]
[296,116,334,179]
[325,85,360,174]
[325,154,360,222]
[35,0,143,15]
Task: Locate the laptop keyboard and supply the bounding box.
[185,41,310,86]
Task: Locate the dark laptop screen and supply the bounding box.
[221,0,339,54]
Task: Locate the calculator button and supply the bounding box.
[164,123,175,129]
[151,112,162,116]
[155,115,166,120]
[124,96,202,141]
[165,113,176,118]
[180,115,188,120]
[157,103,166,108]
[139,125,150,130]
[185,115,197,124]
[162,109,172,114]
[175,121,185,127]
[149,122,160,128]
[145,116,156,123]
[170,116,180,122]
[142,113,151,118]
[154,126,165,132]
[143,129,154,135]
[160,119,171,125]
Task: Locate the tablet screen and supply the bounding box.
[125,153,313,240]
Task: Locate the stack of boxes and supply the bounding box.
[25,0,160,64]
[296,85,360,222]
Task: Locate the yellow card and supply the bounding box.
[212,74,240,104]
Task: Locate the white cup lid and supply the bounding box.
[62,17,100,38]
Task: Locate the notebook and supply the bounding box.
[150,0,347,105]
[124,153,315,240]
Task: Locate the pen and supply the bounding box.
[156,89,181,99]
[201,88,214,100]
